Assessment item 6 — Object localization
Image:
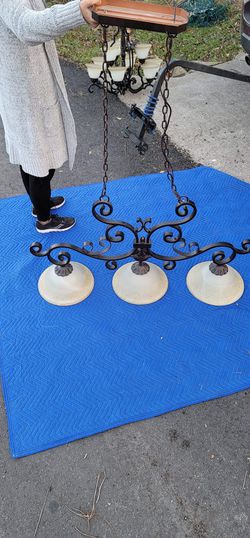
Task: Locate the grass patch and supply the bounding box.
[48,2,242,66]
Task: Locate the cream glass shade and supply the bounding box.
[135,43,152,60]
[142,63,160,79]
[106,47,119,62]
[144,57,162,67]
[92,56,105,66]
[86,63,102,79]
[38,262,95,306]
[112,262,168,305]
[186,261,244,306]
[109,66,127,82]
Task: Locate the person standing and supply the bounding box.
[0,0,99,232]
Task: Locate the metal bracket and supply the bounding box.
[124,104,156,154]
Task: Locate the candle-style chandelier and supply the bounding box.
[30,0,250,307]
[87,27,163,95]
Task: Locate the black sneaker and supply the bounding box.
[32,196,65,217]
[36,214,76,233]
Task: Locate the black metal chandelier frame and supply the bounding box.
[30,27,250,278]
[88,27,157,95]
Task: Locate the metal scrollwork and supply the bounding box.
[30,212,250,271]
[171,238,250,266]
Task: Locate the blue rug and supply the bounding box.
[0,166,249,458]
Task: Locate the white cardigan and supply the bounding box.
[0,0,85,176]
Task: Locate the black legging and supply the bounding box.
[20,166,55,221]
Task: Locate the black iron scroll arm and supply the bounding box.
[30,194,250,271]
[30,230,250,272]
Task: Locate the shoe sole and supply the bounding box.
[32,199,65,217]
[36,220,76,234]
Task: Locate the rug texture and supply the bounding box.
[0,166,249,458]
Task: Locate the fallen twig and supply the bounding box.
[242,470,248,490]
[66,471,113,536]
[33,486,52,537]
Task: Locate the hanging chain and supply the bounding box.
[100,26,109,200]
[161,34,182,201]
[100,30,180,201]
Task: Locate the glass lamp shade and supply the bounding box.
[135,43,152,60]
[38,262,95,306]
[109,66,127,82]
[108,38,121,50]
[86,63,102,79]
[106,47,119,62]
[186,261,244,306]
[142,63,160,80]
[112,262,168,305]
[144,57,162,67]
[92,56,105,66]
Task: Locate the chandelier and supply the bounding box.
[86,27,163,95]
[30,0,250,307]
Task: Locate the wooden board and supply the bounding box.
[92,0,189,34]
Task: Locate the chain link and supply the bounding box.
[161,34,181,201]
[100,26,109,200]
